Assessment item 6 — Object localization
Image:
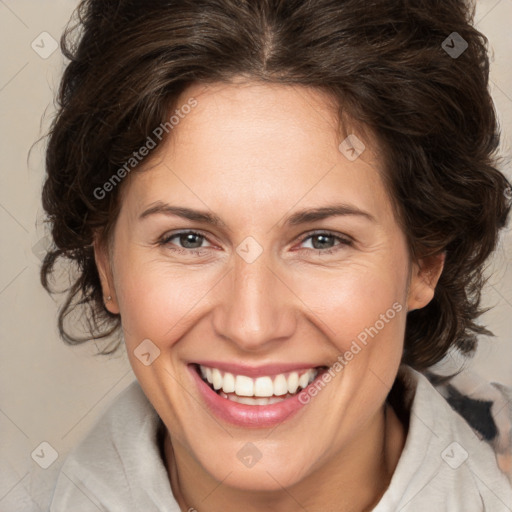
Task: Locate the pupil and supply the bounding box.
[313,234,333,250]
[181,233,202,249]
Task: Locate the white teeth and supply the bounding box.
[268,396,286,404]
[222,372,235,393]
[298,372,310,389]
[219,391,289,405]
[254,376,274,397]
[273,374,288,396]
[236,396,258,405]
[235,375,254,397]
[287,372,299,394]
[212,368,223,390]
[199,365,319,400]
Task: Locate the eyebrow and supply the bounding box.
[139,202,230,230]
[286,204,375,225]
[138,202,375,228]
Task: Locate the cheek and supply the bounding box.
[112,252,218,347]
[287,250,410,396]
[292,258,408,346]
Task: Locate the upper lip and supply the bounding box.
[191,361,326,378]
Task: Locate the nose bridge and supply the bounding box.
[213,251,296,351]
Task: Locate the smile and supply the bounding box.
[189,363,329,427]
[198,364,320,405]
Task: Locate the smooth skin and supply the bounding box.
[95,79,444,512]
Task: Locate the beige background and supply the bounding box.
[0,1,511,510]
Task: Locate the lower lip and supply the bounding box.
[188,365,321,428]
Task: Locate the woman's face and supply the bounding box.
[96,80,438,491]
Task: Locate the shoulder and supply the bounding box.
[377,365,512,511]
[49,380,177,512]
[64,379,156,468]
[426,367,512,484]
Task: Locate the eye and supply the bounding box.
[157,229,353,256]
[158,230,212,254]
[296,230,353,254]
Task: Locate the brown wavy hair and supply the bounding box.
[41,0,511,369]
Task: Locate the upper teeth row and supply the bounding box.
[199,365,318,397]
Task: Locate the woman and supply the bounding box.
[42,0,512,510]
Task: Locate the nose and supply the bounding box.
[212,249,297,352]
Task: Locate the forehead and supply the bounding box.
[171,80,349,161]
[121,80,394,227]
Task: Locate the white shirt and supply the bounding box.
[49,366,512,511]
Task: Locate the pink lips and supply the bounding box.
[188,363,324,428]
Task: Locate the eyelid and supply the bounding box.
[296,229,353,245]
[157,228,354,254]
[158,229,213,247]
[293,230,354,255]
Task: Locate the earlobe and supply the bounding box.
[93,235,120,315]
[407,251,446,312]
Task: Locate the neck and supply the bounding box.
[164,402,406,512]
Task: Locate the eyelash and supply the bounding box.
[157,229,353,256]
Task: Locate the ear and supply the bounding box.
[93,233,120,315]
[407,251,445,312]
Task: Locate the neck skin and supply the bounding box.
[163,402,406,512]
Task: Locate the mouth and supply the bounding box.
[193,363,328,406]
